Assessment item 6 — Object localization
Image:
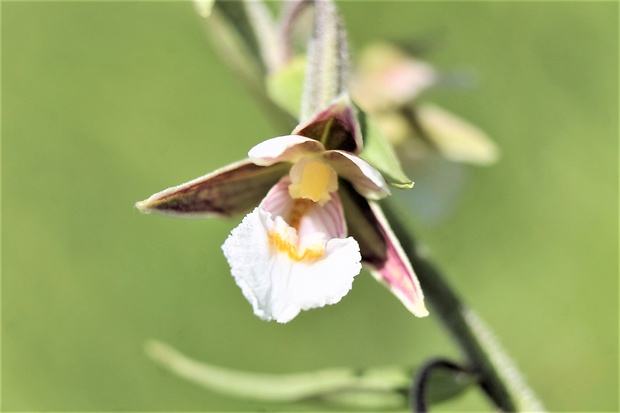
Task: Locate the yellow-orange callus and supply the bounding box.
[268,231,324,262]
[288,158,338,205]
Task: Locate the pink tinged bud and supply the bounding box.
[351,42,437,112]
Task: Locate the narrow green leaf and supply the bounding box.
[146,340,409,404]
[358,110,414,188]
[320,390,406,410]
[146,340,483,409]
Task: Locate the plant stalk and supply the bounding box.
[382,202,545,412]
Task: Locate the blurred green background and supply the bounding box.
[2,1,617,411]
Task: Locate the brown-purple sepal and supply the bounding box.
[339,181,387,267]
[294,95,363,153]
[339,181,427,317]
[136,160,289,218]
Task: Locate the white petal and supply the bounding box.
[258,176,295,220]
[323,150,391,199]
[222,208,361,323]
[248,135,325,166]
[296,191,347,240]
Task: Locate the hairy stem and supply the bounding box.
[382,202,545,412]
[300,0,349,121]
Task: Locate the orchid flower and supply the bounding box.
[136,96,427,323]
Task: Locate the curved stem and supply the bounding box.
[382,202,545,412]
[412,358,474,413]
[279,0,311,63]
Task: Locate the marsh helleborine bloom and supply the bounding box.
[137,97,427,322]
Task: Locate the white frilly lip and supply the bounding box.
[221,178,361,323]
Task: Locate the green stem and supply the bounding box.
[300,0,348,121]
[382,202,545,412]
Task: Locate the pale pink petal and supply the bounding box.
[259,176,347,240]
[367,201,428,317]
[135,160,288,218]
[323,150,391,200]
[339,182,387,267]
[297,191,347,240]
[221,208,361,323]
[351,42,437,111]
[380,60,437,104]
[248,135,325,166]
[339,183,427,317]
[258,176,295,219]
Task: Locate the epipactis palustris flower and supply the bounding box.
[136,97,428,323]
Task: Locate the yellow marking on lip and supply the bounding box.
[268,231,324,262]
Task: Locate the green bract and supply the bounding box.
[358,110,414,189]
